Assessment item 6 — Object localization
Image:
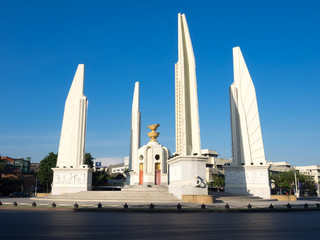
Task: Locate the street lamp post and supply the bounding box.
[294,170,299,198]
[35,177,38,197]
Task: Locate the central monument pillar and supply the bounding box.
[127,124,170,186]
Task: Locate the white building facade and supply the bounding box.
[294,165,320,184]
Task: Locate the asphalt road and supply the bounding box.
[1,210,320,239]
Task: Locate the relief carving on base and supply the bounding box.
[170,165,181,182]
[225,170,245,184]
[245,169,268,184]
[54,172,87,184]
[226,168,269,185]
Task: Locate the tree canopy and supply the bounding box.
[37,152,57,192]
[84,153,94,168]
[92,169,111,186]
[209,175,225,188]
[270,171,317,196]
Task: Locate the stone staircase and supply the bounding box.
[44,186,180,203]
[209,192,277,203]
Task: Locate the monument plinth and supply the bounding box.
[52,166,93,195]
[225,165,270,199]
[167,155,208,199]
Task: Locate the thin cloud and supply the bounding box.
[94,157,124,165]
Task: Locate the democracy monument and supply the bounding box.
[51,13,271,200]
[225,47,270,199]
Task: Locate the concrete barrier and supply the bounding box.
[182,195,214,204]
[36,193,51,197]
[270,195,297,201]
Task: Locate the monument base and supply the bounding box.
[224,165,271,199]
[125,172,168,186]
[51,167,93,195]
[125,172,138,186]
[167,156,208,199]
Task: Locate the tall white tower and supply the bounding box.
[175,13,201,156]
[230,47,266,166]
[56,64,88,168]
[168,14,211,201]
[52,64,92,195]
[126,82,142,186]
[129,82,141,172]
[225,47,270,199]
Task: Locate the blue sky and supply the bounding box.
[0,0,319,166]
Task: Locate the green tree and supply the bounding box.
[84,153,94,168]
[0,164,5,173]
[209,175,225,188]
[270,171,317,196]
[37,152,57,193]
[92,170,111,186]
[0,154,4,173]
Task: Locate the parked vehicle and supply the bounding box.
[9,192,29,198]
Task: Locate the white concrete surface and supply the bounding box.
[129,82,141,173]
[51,167,93,195]
[230,47,266,166]
[168,156,208,199]
[175,13,201,156]
[227,47,270,198]
[225,165,271,199]
[52,64,92,195]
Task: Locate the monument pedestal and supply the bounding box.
[126,172,168,186]
[51,167,93,195]
[125,172,138,186]
[225,165,271,199]
[143,173,168,186]
[167,156,208,199]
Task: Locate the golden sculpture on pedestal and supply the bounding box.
[147,124,160,142]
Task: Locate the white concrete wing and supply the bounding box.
[56,64,88,168]
[231,47,266,166]
[175,13,201,156]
